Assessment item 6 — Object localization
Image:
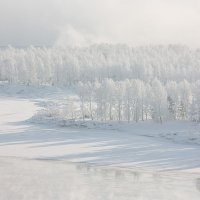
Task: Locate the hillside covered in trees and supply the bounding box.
[1,44,200,123]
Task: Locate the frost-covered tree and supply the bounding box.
[151,79,168,123]
[190,81,200,122]
[1,44,200,123]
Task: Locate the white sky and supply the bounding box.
[0,0,200,47]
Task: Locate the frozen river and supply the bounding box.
[0,157,200,200]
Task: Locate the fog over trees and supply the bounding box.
[1,44,200,123]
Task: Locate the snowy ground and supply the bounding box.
[1,97,200,171]
[0,85,200,199]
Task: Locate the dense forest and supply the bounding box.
[1,44,200,123]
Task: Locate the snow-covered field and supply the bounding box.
[0,85,200,199]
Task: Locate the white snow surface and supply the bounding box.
[0,85,200,199]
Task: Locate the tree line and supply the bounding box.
[1,44,200,123]
[1,44,200,86]
[66,79,200,123]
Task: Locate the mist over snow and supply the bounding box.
[1,1,200,199]
[0,0,200,47]
[1,0,200,124]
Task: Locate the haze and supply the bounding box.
[0,0,200,47]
